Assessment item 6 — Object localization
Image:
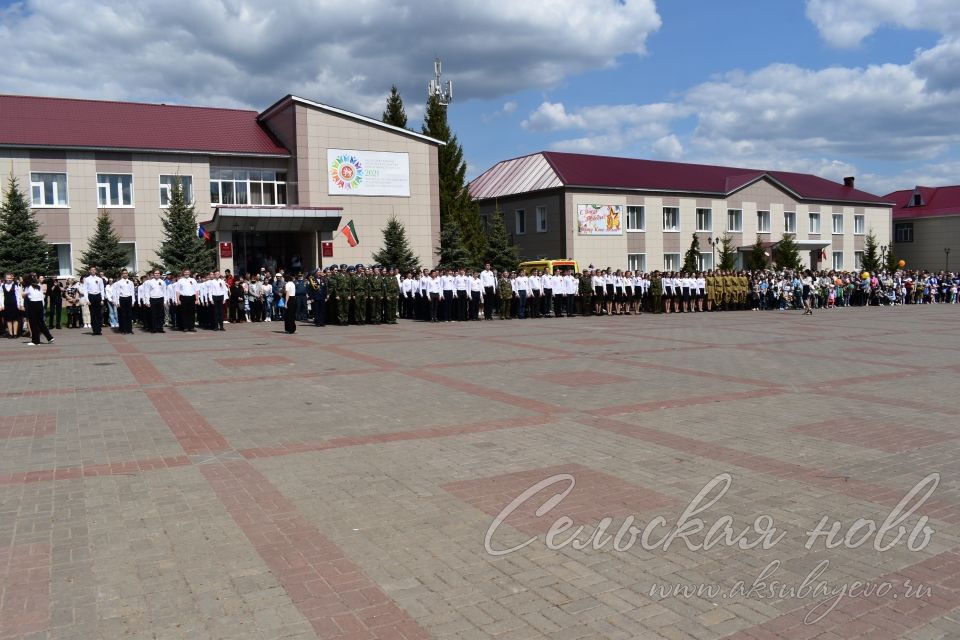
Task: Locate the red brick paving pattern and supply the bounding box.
[788,418,959,453]
[215,354,293,368]
[0,414,56,439]
[0,543,50,638]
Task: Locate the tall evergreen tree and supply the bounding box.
[372,215,420,273]
[152,177,214,274]
[861,229,881,273]
[775,233,803,271]
[885,243,901,273]
[682,233,701,273]
[717,232,738,270]
[0,174,56,276]
[747,236,769,271]
[422,94,486,265]
[434,217,471,271]
[481,208,520,273]
[79,211,129,278]
[381,85,408,128]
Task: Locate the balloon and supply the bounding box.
[834,278,841,285]
[898,260,906,268]
[861,271,870,280]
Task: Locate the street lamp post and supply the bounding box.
[945,247,951,273]
[708,236,715,270]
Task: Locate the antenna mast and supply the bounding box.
[428,58,453,106]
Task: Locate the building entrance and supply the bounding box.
[232,231,316,276]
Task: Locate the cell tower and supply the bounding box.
[428,58,453,106]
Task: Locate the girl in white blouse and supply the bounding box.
[22,275,53,345]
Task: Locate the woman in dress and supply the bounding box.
[1,272,24,338]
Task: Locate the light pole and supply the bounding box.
[945,247,951,273]
[708,236,716,270]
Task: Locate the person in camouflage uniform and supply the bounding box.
[498,271,513,319]
[351,267,367,324]
[368,267,384,324]
[737,271,748,309]
[651,271,663,314]
[384,268,400,324]
[578,270,593,316]
[331,265,351,326]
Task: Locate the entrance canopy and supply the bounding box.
[205,206,343,233]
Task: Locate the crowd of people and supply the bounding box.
[1,263,957,343]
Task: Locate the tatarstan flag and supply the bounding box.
[340,220,359,247]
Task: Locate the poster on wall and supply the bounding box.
[577,204,623,235]
[327,149,410,196]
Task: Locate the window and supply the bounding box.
[833,251,843,271]
[808,212,821,234]
[209,169,287,206]
[698,252,714,271]
[97,174,133,207]
[627,253,646,272]
[30,173,68,207]
[160,175,194,206]
[757,210,770,233]
[832,213,844,234]
[535,206,547,232]
[894,222,913,243]
[626,205,645,231]
[663,253,681,271]
[120,242,137,273]
[515,209,526,234]
[784,211,796,233]
[912,193,923,206]
[662,207,679,231]
[854,214,865,235]
[696,208,712,231]
[855,251,864,269]
[726,209,742,232]
[52,244,72,277]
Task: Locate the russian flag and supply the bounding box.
[197,224,211,241]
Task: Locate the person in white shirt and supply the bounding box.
[541,271,554,318]
[468,271,483,320]
[454,269,469,321]
[562,271,577,317]
[208,272,229,330]
[143,270,167,333]
[603,269,616,316]
[696,272,706,312]
[21,275,53,345]
[425,269,441,322]
[400,273,414,320]
[480,263,496,320]
[82,266,106,335]
[105,280,118,329]
[591,270,605,315]
[283,277,298,333]
[514,272,529,319]
[112,269,135,334]
[440,269,455,322]
[528,270,542,319]
[175,269,199,332]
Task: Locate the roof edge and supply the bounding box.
[259,95,445,146]
[0,143,290,159]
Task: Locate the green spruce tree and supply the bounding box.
[152,177,214,274]
[775,233,803,271]
[422,94,486,265]
[717,232,738,270]
[0,174,56,276]
[861,229,881,273]
[682,233,701,273]
[747,236,769,271]
[435,217,471,271]
[79,211,129,278]
[381,85,408,128]
[481,208,520,273]
[885,244,900,272]
[372,215,420,273]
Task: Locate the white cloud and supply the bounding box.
[502,101,518,114]
[0,0,661,116]
[805,0,960,47]
[651,135,683,160]
[521,102,587,131]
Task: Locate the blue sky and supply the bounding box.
[1,0,958,194]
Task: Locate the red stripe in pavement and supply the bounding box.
[403,369,562,414]
[722,548,960,639]
[105,333,138,354]
[596,356,784,389]
[144,388,231,454]
[578,414,960,525]
[121,354,167,385]
[587,388,784,417]
[324,345,400,369]
[201,461,429,640]
[0,456,191,486]
[808,388,960,416]
[788,418,959,453]
[239,414,555,459]
[0,383,141,399]
[0,543,50,638]
[0,413,57,439]
[216,355,293,368]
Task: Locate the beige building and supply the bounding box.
[886,185,960,272]
[470,152,893,272]
[0,94,441,276]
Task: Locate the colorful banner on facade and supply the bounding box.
[577,204,622,235]
[327,149,410,197]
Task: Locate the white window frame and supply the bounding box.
[854,214,865,235]
[695,208,712,232]
[832,251,843,271]
[515,209,526,235]
[832,213,844,235]
[159,175,195,207]
[726,209,742,232]
[97,173,134,208]
[535,206,547,233]
[209,168,288,206]
[119,241,138,273]
[698,252,714,271]
[627,253,646,272]
[757,210,770,233]
[662,207,680,232]
[784,211,796,234]
[855,251,864,269]
[663,253,681,271]
[626,205,645,232]
[30,172,69,208]
[51,242,73,277]
[809,212,821,234]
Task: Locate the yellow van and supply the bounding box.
[519,259,580,275]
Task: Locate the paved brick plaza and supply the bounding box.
[1,307,958,640]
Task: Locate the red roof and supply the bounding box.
[531,151,889,204]
[0,94,289,156]
[886,186,960,220]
